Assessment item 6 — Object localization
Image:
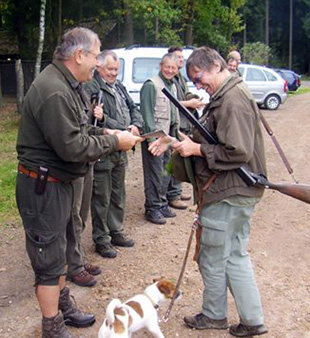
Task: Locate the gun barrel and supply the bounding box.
[267,182,310,204]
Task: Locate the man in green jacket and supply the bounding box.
[166,46,206,210]
[16,27,141,338]
[140,53,180,225]
[84,50,143,258]
[149,47,268,337]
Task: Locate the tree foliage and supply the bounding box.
[0,0,309,74]
[241,42,271,65]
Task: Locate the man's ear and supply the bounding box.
[214,61,221,73]
[74,49,84,65]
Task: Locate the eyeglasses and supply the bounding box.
[83,50,100,60]
[193,71,204,86]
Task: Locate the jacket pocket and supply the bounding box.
[25,228,60,273]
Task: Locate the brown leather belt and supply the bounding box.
[18,164,60,183]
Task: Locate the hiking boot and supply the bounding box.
[184,313,228,330]
[168,199,188,210]
[59,287,95,328]
[66,269,96,287]
[42,311,75,338]
[229,323,268,337]
[181,193,191,201]
[95,243,117,258]
[84,263,102,276]
[145,209,166,225]
[160,205,177,217]
[111,233,135,247]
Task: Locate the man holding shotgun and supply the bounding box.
[149,47,268,337]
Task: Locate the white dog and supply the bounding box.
[98,279,181,338]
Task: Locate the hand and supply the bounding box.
[116,131,143,151]
[128,125,140,136]
[103,128,122,135]
[172,131,202,157]
[93,104,103,121]
[148,135,177,156]
[188,98,206,110]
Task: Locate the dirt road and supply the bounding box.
[1,90,310,338]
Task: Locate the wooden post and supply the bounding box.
[15,59,24,114]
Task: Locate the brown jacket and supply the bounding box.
[192,74,267,205]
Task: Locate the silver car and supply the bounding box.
[238,64,288,110]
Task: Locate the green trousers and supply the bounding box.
[199,200,264,326]
[91,159,126,246]
[67,165,93,275]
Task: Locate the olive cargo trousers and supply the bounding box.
[198,200,264,326]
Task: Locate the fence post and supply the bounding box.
[15,59,24,114]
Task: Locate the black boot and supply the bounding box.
[59,287,95,327]
[42,311,75,338]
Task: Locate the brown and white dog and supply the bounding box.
[98,279,181,338]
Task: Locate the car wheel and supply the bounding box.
[264,94,280,110]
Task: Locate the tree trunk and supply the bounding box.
[15,60,24,114]
[154,17,159,44]
[265,0,269,65]
[34,0,47,79]
[0,66,3,108]
[124,5,134,46]
[57,0,62,45]
[184,0,195,45]
[289,0,293,69]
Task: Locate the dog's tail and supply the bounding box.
[106,298,123,324]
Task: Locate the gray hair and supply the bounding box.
[97,50,119,67]
[54,27,100,61]
[186,47,227,74]
[160,53,178,65]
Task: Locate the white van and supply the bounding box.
[112,46,209,105]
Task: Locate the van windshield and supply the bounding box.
[132,58,161,83]
[117,58,124,82]
[132,57,190,83]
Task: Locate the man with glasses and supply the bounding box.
[16,27,141,337]
[85,50,143,259]
[166,46,206,210]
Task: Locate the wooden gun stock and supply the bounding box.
[161,88,310,205]
[266,182,310,204]
[252,174,310,204]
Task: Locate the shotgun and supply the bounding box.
[162,87,310,205]
[94,89,103,127]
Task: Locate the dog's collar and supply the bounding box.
[143,292,159,309]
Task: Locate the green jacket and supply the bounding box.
[84,70,143,169]
[16,60,119,182]
[173,72,193,133]
[140,72,178,142]
[84,70,143,130]
[193,73,267,205]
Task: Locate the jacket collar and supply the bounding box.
[212,73,243,101]
[201,73,243,116]
[52,59,80,90]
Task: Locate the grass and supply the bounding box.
[0,102,20,225]
[289,87,310,96]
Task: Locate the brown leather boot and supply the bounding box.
[42,311,75,338]
[59,287,95,327]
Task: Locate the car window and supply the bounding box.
[238,66,245,76]
[246,68,266,81]
[264,70,278,81]
[285,72,295,82]
[132,58,161,83]
[117,58,124,82]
